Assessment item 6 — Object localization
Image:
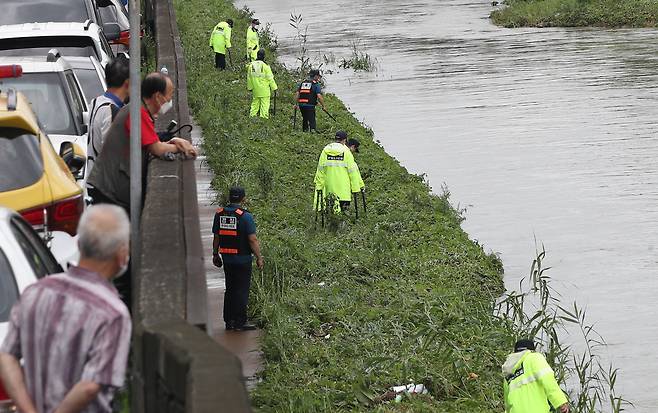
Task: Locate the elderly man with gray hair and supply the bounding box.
[0,205,132,413]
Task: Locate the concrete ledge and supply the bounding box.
[132,0,252,411]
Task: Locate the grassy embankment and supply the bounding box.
[491,0,658,28]
[175,1,518,411]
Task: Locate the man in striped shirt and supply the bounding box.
[0,205,132,413]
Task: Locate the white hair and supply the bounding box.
[77,204,130,261]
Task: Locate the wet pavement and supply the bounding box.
[237,0,658,409]
[192,118,263,388]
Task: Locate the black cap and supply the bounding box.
[335,130,348,140]
[514,339,536,352]
[347,138,360,152]
[227,19,234,27]
[229,186,245,202]
[308,69,321,78]
[252,18,260,25]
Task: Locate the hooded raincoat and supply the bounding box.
[502,350,568,413]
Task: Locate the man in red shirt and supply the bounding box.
[87,72,197,209]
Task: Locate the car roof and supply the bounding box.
[0,21,102,39]
[63,55,99,70]
[0,56,73,73]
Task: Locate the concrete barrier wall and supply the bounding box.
[132,0,251,411]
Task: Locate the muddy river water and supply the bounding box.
[236,0,658,409]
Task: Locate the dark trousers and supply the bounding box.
[223,262,253,327]
[300,106,316,132]
[215,52,226,70]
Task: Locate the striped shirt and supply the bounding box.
[0,266,131,413]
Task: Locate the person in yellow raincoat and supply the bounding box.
[314,131,362,213]
[209,18,232,70]
[503,339,570,413]
[246,49,277,119]
[246,18,260,61]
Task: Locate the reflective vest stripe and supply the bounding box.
[219,230,237,236]
[323,161,348,168]
[216,207,224,213]
[219,247,239,254]
[299,98,309,103]
[508,367,553,391]
[235,209,244,216]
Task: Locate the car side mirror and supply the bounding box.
[59,142,87,175]
[103,22,121,41]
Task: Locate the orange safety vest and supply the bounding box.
[215,207,251,255]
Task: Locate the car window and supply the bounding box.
[0,128,43,192]
[10,217,61,279]
[0,73,77,135]
[65,72,87,119]
[99,3,129,29]
[72,68,104,104]
[0,248,19,323]
[10,217,61,277]
[98,33,115,59]
[0,0,90,25]
[0,37,97,59]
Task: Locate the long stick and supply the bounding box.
[273,90,277,117]
[353,193,359,220]
[361,190,367,216]
[227,48,233,67]
[322,107,337,122]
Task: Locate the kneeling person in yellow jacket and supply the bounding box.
[503,339,569,413]
[247,49,277,119]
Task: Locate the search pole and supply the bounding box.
[129,0,142,309]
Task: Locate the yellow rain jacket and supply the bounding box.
[502,350,568,413]
[314,142,362,207]
[246,26,259,61]
[247,60,277,98]
[209,21,232,54]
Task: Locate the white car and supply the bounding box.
[66,55,107,105]
[0,208,62,411]
[0,21,115,68]
[0,51,90,170]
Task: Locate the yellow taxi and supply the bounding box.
[0,64,85,236]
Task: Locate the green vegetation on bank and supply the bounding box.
[491,0,658,28]
[175,1,514,411]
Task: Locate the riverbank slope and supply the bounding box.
[174,0,516,411]
[491,0,658,28]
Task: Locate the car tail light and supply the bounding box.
[20,195,84,236]
[111,30,130,46]
[0,65,22,78]
[21,206,46,227]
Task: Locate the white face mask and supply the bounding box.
[113,258,129,280]
[159,99,173,115]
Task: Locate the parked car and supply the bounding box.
[66,55,106,104]
[0,79,84,266]
[98,0,131,54]
[0,0,122,44]
[0,21,115,68]
[0,207,63,412]
[0,52,90,167]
